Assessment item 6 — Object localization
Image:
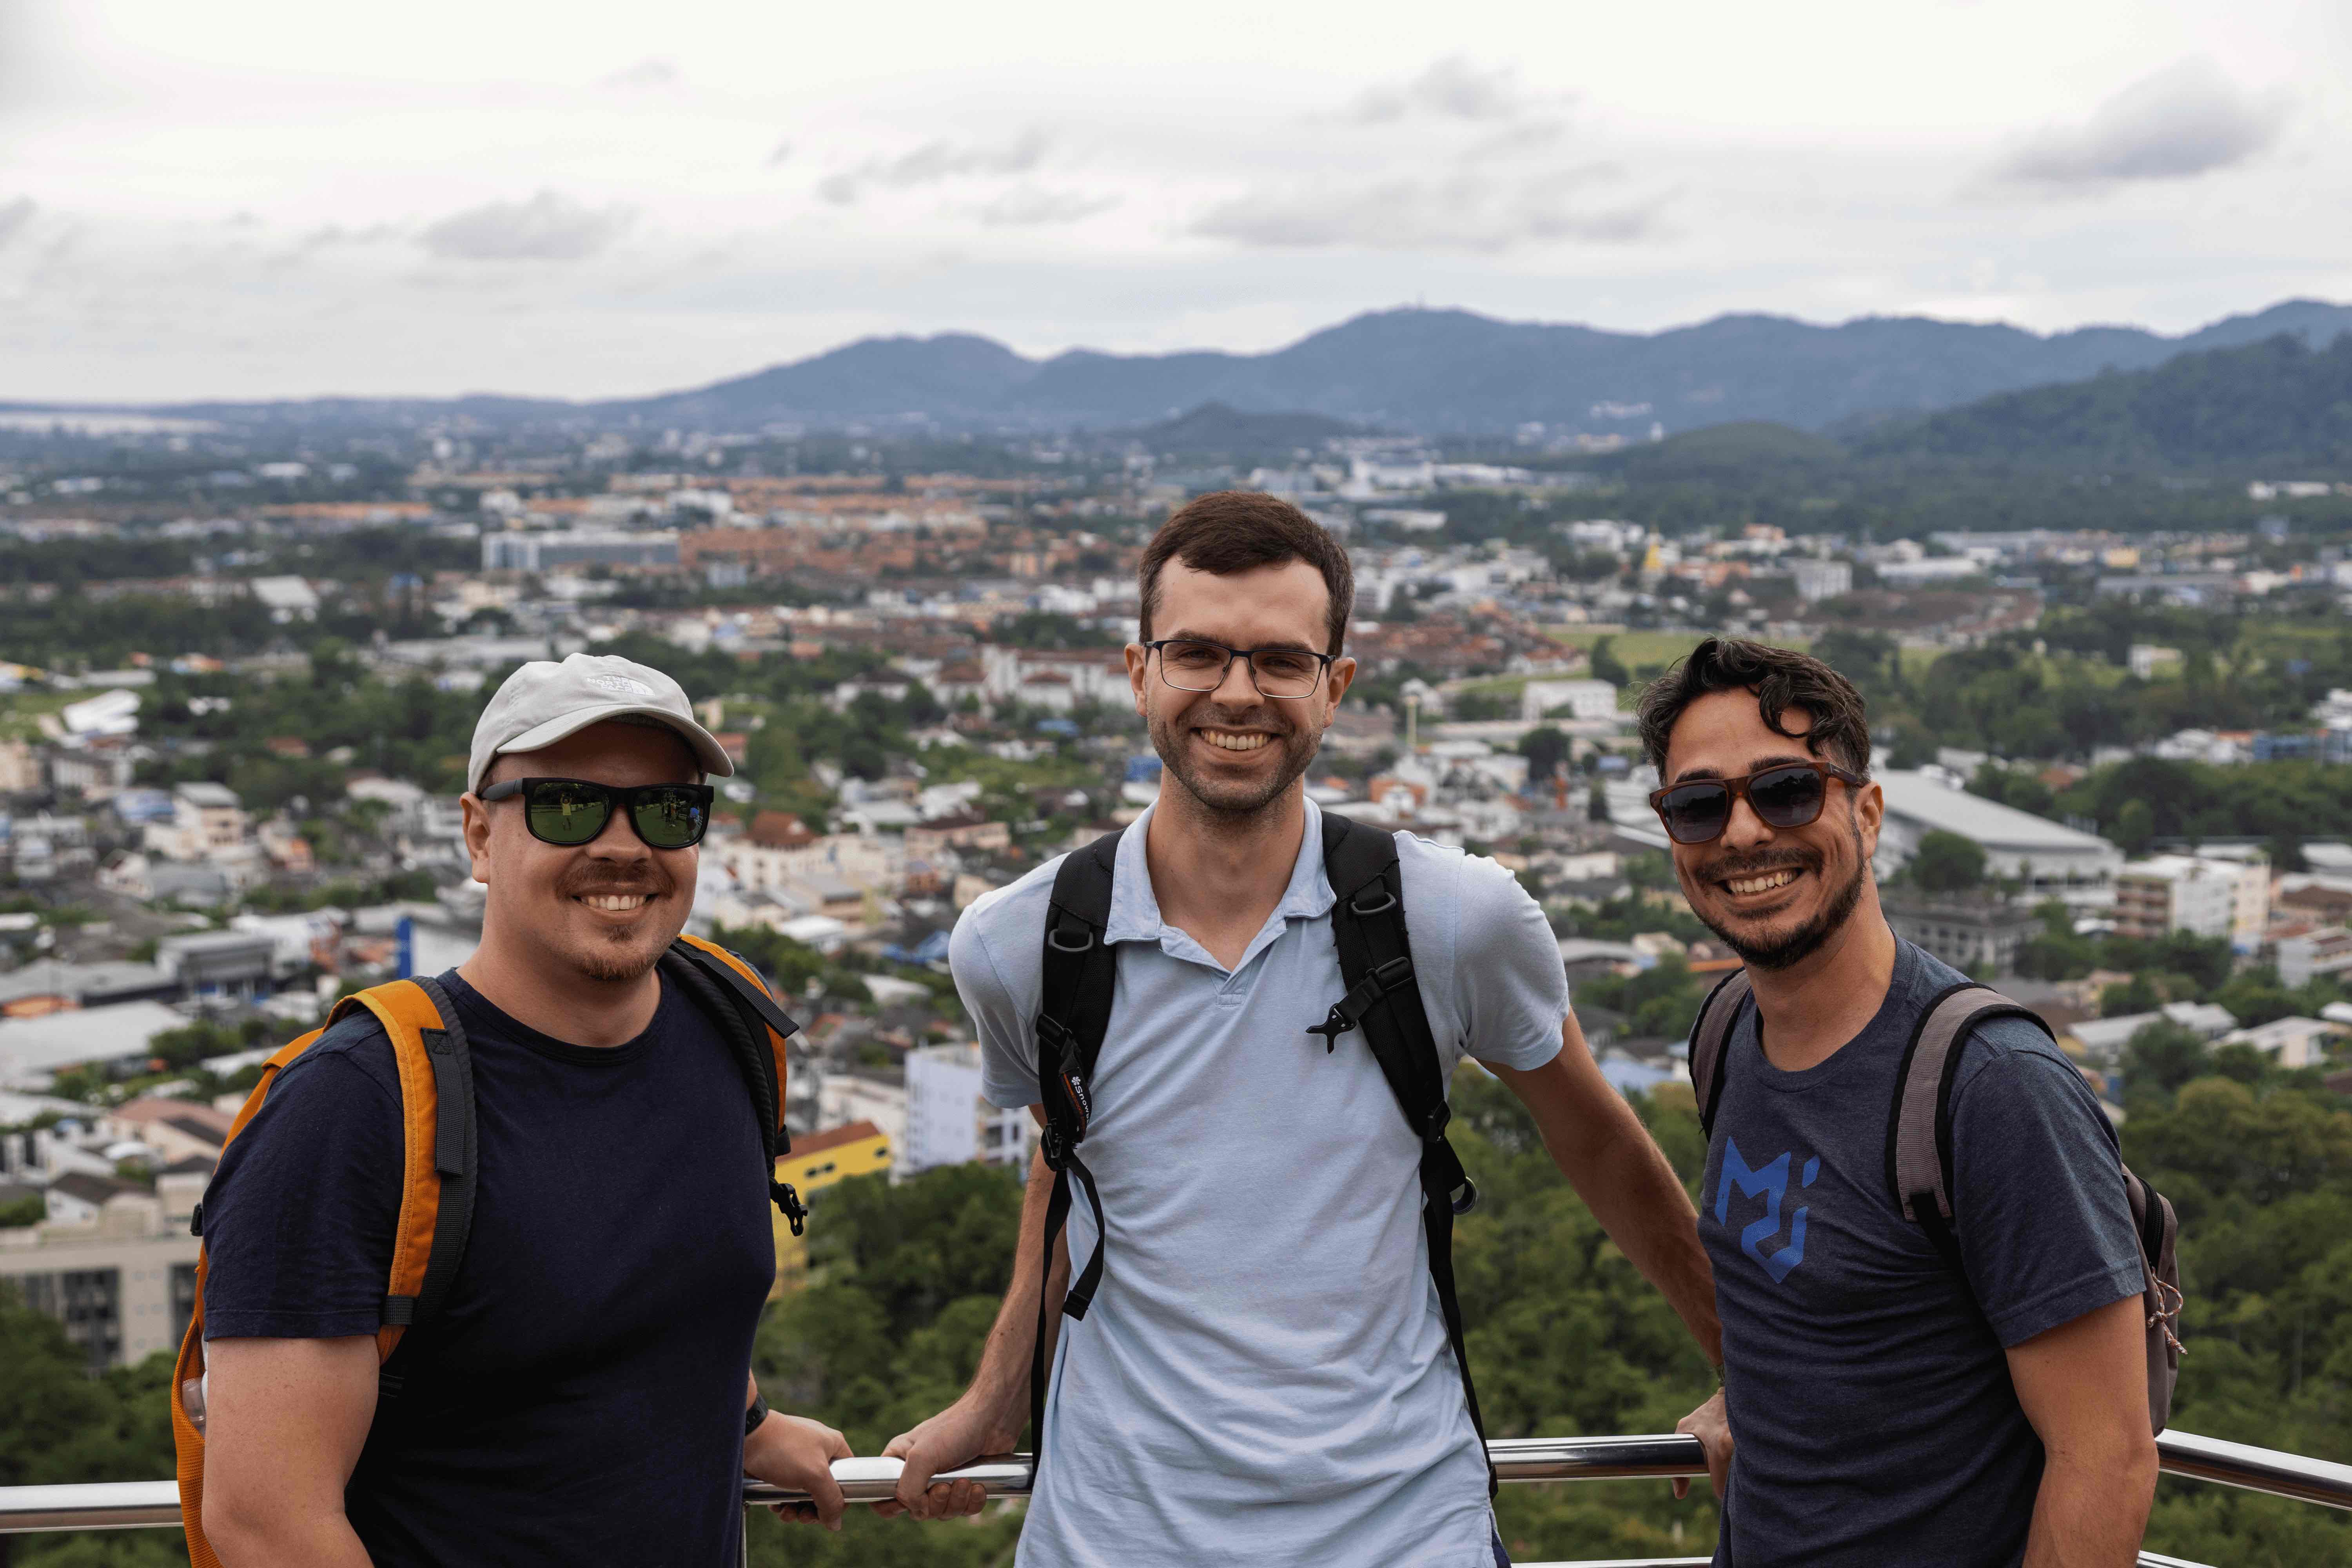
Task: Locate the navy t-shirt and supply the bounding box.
[1700,939,2145,1568]
[201,970,775,1567]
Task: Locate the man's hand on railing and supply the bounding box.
[744,1412,853,1532]
[1673,1388,1733,1501]
[878,1396,1017,1521]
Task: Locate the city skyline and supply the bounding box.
[0,0,2347,401]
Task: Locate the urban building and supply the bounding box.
[2114,855,2268,944]
[904,1042,1031,1173]
[480,530,681,572]
[1873,771,2122,907]
[1879,890,2043,978]
[768,1120,892,1292]
[2278,926,2352,990]
[0,1171,204,1370]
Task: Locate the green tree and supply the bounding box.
[2113,799,2156,856]
[1588,636,1630,688]
[2124,1022,2210,1097]
[1911,831,1987,893]
[1518,725,1569,785]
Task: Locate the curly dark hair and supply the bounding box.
[1635,637,1871,778]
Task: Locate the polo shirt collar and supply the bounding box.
[1104,796,1338,955]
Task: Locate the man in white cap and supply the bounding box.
[197,653,856,1566]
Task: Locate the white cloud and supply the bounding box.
[764,139,794,169]
[418,191,636,261]
[1346,56,1534,123]
[0,198,35,248]
[601,58,680,91]
[818,131,1051,205]
[976,186,1118,227]
[1192,168,1662,252]
[1994,60,2287,188]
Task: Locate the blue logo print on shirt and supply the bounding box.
[1715,1141,1821,1283]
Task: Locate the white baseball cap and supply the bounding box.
[467,653,734,794]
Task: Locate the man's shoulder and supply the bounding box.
[952,853,1066,976]
[269,1002,403,1102]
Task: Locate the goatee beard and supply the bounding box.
[1698,822,1869,972]
[1149,701,1321,822]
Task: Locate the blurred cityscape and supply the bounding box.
[2,309,2349,1564]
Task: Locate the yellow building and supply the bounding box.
[769,1120,893,1295]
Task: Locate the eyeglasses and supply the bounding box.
[479,777,715,850]
[1143,639,1335,701]
[1648,761,1866,846]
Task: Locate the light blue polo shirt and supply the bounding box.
[952,798,1570,1568]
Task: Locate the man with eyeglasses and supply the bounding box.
[1638,639,2157,1566]
[880,493,1726,1566]
[194,654,855,1567]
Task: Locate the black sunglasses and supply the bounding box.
[479,777,715,850]
[1648,762,1866,846]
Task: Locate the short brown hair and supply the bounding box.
[1138,492,1354,655]
[1636,637,1871,778]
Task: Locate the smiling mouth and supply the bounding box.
[1722,868,1801,897]
[1200,729,1272,753]
[577,892,653,913]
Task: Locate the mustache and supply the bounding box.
[556,864,673,898]
[1695,848,1817,885]
[1187,701,1290,732]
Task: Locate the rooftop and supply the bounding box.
[1875,770,2116,853]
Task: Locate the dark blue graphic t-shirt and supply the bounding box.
[201,971,775,1567]
[1700,938,2144,1568]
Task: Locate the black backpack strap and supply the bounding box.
[1687,967,1753,1139]
[378,975,476,1401]
[663,942,809,1237]
[1887,982,2053,1267]
[1029,830,1120,1477]
[1318,811,1496,1497]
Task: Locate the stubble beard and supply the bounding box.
[1149,699,1321,824]
[1694,815,1869,973]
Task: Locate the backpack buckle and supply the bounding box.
[1047,921,1095,954]
[773,1181,808,1238]
[1422,1101,1452,1143]
[1350,887,1398,916]
[1040,1123,1071,1172]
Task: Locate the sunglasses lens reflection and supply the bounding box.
[1749,767,1828,828]
[525,782,612,845]
[1662,784,1732,844]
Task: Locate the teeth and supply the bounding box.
[1203,731,1270,752]
[1726,869,1798,896]
[581,893,649,911]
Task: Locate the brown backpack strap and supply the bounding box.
[1688,967,1753,1137]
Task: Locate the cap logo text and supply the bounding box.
[586,674,656,697]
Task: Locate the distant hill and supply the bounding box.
[1106,401,1368,459]
[594,299,2352,437]
[1855,332,2352,473]
[17,298,2352,442]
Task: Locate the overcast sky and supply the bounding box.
[1,0,2346,402]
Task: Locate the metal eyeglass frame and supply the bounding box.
[479,777,717,849]
[1646,761,1867,845]
[1140,639,1337,701]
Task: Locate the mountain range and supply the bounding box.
[11,299,2352,441]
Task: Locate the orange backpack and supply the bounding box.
[170,934,801,1568]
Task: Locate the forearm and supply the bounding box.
[2021,1448,2156,1568]
[1546,1099,1722,1363]
[962,1147,1071,1428]
[207,1509,375,1568]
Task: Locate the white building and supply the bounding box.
[480,531,681,572]
[1873,771,2122,907]
[904,1043,1031,1174]
[2114,855,2266,944]
[1521,679,1618,722]
[2278,926,2352,990]
[1790,559,1853,603]
[2221,1017,2342,1071]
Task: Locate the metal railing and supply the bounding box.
[4,1428,2345,1557]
